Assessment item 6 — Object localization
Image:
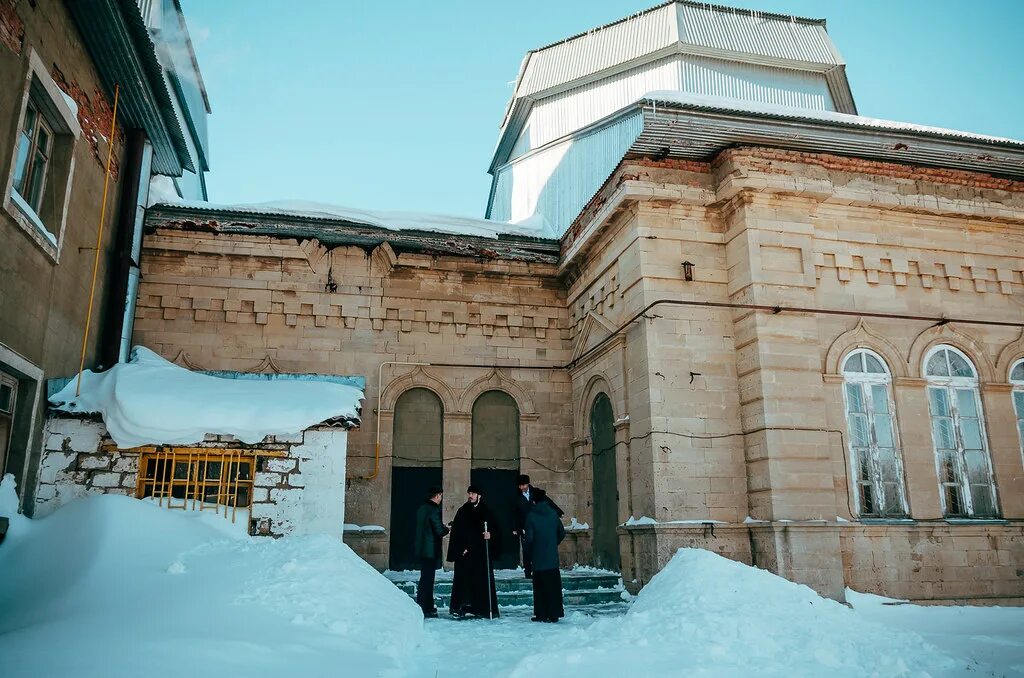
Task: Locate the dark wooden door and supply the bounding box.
[389,466,443,571]
[470,467,520,569]
[590,393,620,571]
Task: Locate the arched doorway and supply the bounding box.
[590,392,619,570]
[471,390,520,569]
[389,388,443,570]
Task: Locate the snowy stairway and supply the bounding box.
[387,570,628,609]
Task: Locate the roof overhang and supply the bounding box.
[144,204,562,264]
[633,97,1024,179]
[65,0,196,176]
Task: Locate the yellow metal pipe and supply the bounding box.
[76,83,120,396]
[363,361,430,481]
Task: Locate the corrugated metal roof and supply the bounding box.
[514,1,840,101]
[492,93,1024,238]
[66,0,194,176]
[640,93,1024,150]
[676,2,837,65]
[492,1,856,180]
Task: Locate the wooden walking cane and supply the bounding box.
[484,520,493,620]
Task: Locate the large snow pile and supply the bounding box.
[508,549,961,677]
[0,475,422,677]
[149,192,559,240]
[49,346,363,448]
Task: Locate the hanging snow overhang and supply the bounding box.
[48,347,363,449]
[65,0,195,176]
[633,94,1024,179]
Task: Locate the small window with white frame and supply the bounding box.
[1010,359,1024,463]
[924,345,998,518]
[3,48,82,261]
[841,348,908,518]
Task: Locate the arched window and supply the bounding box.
[841,349,907,517]
[1011,359,1024,461]
[924,346,998,518]
[471,390,520,471]
[393,388,443,468]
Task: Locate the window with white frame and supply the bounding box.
[3,49,81,260]
[841,349,907,517]
[924,345,998,518]
[1011,359,1024,462]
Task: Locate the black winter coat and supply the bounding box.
[414,500,449,566]
[513,486,564,532]
[523,501,565,572]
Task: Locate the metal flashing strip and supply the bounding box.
[634,103,1024,179]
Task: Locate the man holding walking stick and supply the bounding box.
[446,485,500,619]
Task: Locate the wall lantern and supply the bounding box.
[681,260,694,282]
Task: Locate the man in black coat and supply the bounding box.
[523,489,566,623]
[446,485,500,618]
[413,486,449,617]
[513,474,563,578]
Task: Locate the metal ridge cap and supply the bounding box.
[527,0,826,56]
[639,97,1024,150]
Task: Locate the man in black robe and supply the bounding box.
[413,486,448,618]
[446,485,500,618]
[513,474,563,578]
[523,489,566,622]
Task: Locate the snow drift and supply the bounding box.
[0,475,422,677]
[508,548,961,677]
[49,346,363,448]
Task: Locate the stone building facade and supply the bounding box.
[135,141,1024,602]
[12,0,1024,604]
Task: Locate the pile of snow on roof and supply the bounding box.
[49,346,363,448]
[148,189,559,240]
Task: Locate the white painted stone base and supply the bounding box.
[37,414,350,538]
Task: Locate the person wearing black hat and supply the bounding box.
[446,485,500,618]
[513,474,563,578]
[523,488,566,622]
[413,486,448,617]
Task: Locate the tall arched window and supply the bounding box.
[393,388,443,468]
[470,390,520,570]
[841,349,907,517]
[389,388,444,571]
[471,390,520,471]
[924,345,998,518]
[1011,359,1024,461]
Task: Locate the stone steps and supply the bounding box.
[389,571,627,609]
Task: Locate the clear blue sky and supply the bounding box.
[182,0,1024,218]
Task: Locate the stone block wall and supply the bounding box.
[134,218,575,566]
[38,414,350,539]
[841,523,1024,602]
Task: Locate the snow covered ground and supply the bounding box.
[2,476,1022,677]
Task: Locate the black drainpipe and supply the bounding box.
[99,129,146,369]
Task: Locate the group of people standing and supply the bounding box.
[413,474,565,622]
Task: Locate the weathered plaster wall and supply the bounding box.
[0,0,127,504]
